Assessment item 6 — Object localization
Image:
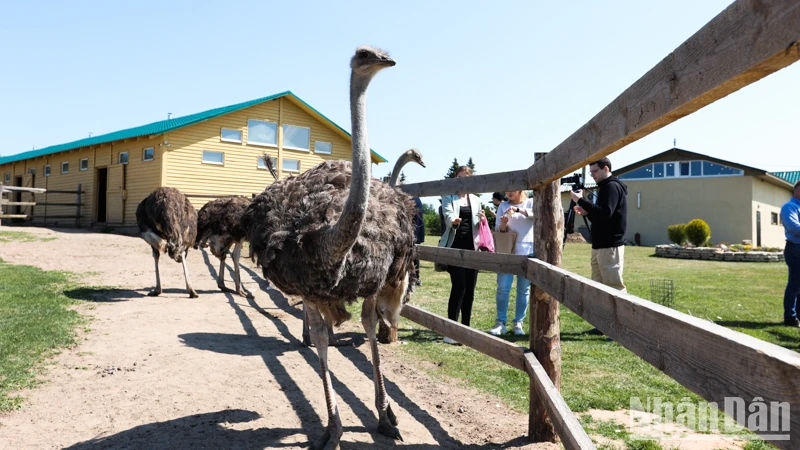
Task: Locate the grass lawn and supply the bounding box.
[0,231,56,243]
[384,236,793,446]
[0,258,85,411]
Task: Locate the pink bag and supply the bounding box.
[477,217,495,252]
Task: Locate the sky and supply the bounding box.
[1,1,797,206]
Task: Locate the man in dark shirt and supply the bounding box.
[571,157,628,292]
[413,197,425,285]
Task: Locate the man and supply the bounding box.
[413,197,425,285]
[571,157,628,292]
[780,181,800,327]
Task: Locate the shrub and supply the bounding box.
[684,219,711,246]
[667,224,686,245]
[424,212,441,236]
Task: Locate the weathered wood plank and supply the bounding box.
[0,186,47,193]
[37,203,83,207]
[416,245,528,277]
[400,304,527,371]
[400,169,528,198]
[0,214,28,219]
[526,0,800,188]
[1,202,36,206]
[524,353,596,450]
[44,190,83,194]
[525,257,800,447]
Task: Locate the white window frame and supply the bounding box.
[202,150,225,166]
[220,128,243,143]
[282,124,311,151]
[44,165,51,177]
[3,172,10,183]
[143,147,155,162]
[247,119,278,147]
[771,212,779,226]
[314,141,333,155]
[80,158,89,171]
[29,168,36,176]
[119,152,129,165]
[61,162,69,174]
[620,160,745,180]
[257,156,278,170]
[282,159,301,173]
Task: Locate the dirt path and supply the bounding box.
[0,227,557,450]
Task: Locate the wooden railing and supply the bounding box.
[394,2,800,448]
[0,184,47,226]
[38,184,85,227]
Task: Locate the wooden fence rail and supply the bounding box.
[0,184,47,226]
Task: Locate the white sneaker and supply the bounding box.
[489,321,507,336]
[443,336,459,345]
[513,322,525,336]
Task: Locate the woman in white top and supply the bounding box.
[490,190,534,336]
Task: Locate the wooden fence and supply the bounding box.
[395,2,800,449]
[0,184,47,226]
[36,184,85,227]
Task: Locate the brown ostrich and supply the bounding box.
[135,187,199,298]
[242,46,414,447]
[195,196,252,298]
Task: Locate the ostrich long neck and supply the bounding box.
[388,154,412,188]
[326,71,372,260]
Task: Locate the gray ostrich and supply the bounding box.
[300,147,426,347]
[242,46,415,447]
[195,196,252,298]
[136,187,199,298]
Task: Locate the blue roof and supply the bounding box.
[0,91,387,165]
[771,171,800,185]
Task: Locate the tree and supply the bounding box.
[444,158,461,179]
[467,157,476,174]
[399,172,406,184]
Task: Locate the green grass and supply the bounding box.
[0,231,55,243]
[0,258,85,410]
[385,236,794,437]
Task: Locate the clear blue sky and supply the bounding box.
[1,1,797,205]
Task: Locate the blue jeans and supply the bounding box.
[784,242,800,321]
[496,271,532,325]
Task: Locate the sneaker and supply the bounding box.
[443,336,459,345]
[488,321,507,336]
[513,322,525,336]
[784,318,800,327]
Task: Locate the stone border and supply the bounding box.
[655,245,784,262]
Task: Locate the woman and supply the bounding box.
[439,166,485,344]
[490,190,534,336]
[488,192,508,220]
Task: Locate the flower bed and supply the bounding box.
[655,245,784,262]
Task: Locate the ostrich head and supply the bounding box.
[350,46,395,78]
[404,148,426,168]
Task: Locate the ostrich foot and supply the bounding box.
[147,289,161,297]
[378,415,403,441]
[328,336,351,347]
[188,288,199,299]
[311,428,341,450]
[217,283,227,292]
[237,289,253,299]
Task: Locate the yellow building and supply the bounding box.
[0,91,387,227]
[560,148,795,248]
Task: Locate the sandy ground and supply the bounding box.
[0,227,561,450]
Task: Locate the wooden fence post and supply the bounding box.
[75,184,82,227]
[530,152,564,442]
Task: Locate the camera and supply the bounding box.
[560,173,584,192]
[562,173,591,247]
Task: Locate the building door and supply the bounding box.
[96,168,108,222]
[756,210,762,247]
[106,165,125,224]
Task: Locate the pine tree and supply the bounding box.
[467,157,476,174]
[399,172,407,183]
[444,158,461,179]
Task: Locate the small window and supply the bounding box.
[80,158,89,171]
[680,162,690,176]
[315,141,332,155]
[119,152,129,164]
[29,168,36,175]
[44,165,51,177]
[771,212,779,225]
[61,162,69,174]
[665,162,675,177]
[702,161,743,176]
[3,173,9,183]
[690,161,702,176]
[143,148,154,161]
[653,162,665,178]
[282,159,300,172]
[619,164,652,180]
[221,128,243,143]
[202,150,224,165]
[257,156,278,170]
[247,119,278,146]
[283,125,310,150]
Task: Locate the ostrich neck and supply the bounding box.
[326,72,372,260]
[388,154,411,188]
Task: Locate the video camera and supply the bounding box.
[562,173,591,247]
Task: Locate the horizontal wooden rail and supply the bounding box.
[416,245,528,277]
[0,201,36,206]
[0,214,28,219]
[44,190,84,194]
[400,304,527,371]
[42,215,84,219]
[401,169,528,199]
[0,186,47,193]
[37,203,84,207]
[524,353,595,450]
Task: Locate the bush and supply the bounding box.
[684,219,711,246]
[424,212,441,236]
[666,224,686,245]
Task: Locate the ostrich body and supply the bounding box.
[243,46,413,448]
[195,196,252,297]
[136,187,199,298]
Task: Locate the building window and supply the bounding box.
[247,119,278,146]
[61,162,69,174]
[283,125,310,150]
[665,162,675,177]
[80,158,89,171]
[143,148,154,161]
[690,161,702,176]
[3,173,9,183]
[680,162,690,177]
[257,156,278,170]
[221,128,243,143]
[315,141,332,155]
[771,212,779,225]
[702,161,743,176]
[202,150,225,165]
[29,168,36,175]
[283,159,301,172]
[619,164,653,180]
[119,152,129,164]
[653,162,665,178]
[44,165,51,177]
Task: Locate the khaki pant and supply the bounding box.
[591,246,627,292]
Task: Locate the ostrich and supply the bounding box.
[242,46,414,447]
[195,196,252,298]
[301,148,426,347]
[136,187,199,298]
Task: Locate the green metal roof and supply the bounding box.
[0,91,387,165]
[771,171,800,185]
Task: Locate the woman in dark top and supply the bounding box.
[438,166,484,344]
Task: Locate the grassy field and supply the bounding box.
[0,231,56,243]
[0,258,84,411]
[387,237,792,447]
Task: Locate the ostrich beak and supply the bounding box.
[418,160,426,168]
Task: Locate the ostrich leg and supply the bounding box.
[231,241,250,298]
[217,254,227,291]
[148,248,162,296]
[361,295,402,440]
[302,305,349,347]
[181,250,199,298]
[306,301,343,450]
